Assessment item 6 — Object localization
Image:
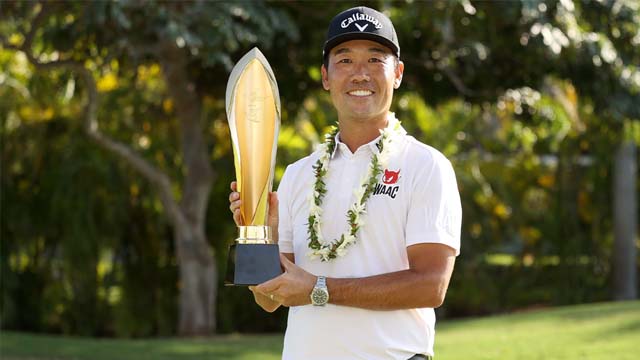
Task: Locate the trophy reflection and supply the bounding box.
[224,48,282,286]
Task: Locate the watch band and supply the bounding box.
[311,275,329,306]
[317,275,326,288]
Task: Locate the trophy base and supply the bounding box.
[224,243,282,286]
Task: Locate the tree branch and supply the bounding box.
[435,4,480,98]
[2,16,188,232]
[440,65,477,97]
[22,2,53,51]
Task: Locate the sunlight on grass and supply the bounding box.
[435,301,639,359]
[1,302,638,360]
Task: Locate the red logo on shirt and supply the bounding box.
[382,169,401,185]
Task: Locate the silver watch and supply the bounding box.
[310,276,329,306]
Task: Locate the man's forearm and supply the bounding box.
[326,267,452,310]
[254,245,456,310]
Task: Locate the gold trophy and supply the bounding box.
[224,48,282,286]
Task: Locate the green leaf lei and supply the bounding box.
[306,119,401,262]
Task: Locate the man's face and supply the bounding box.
[322,39,404,122]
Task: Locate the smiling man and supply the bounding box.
[229,6,462,360]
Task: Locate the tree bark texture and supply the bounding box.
[613,140,638,301]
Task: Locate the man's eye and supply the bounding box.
[338,59,351,64]
[369,58,383,63]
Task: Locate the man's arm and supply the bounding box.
[328,243,455,309]
[256,243,456,310]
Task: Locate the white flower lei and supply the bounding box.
[306,116,403,261]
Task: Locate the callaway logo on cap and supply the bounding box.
[323,6,400,61]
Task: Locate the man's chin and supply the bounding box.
[343,110,387,122]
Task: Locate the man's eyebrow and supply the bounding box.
[369,47,389,55]
[332,46,390,56]
[333,48,352,55]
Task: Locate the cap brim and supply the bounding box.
[323,32,399,59]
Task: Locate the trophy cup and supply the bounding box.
[224,48,282,286]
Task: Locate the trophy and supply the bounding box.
[224,48,282,286]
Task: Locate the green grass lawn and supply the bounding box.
[1,301,638,360]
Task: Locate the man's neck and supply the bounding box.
[337,113,390,153]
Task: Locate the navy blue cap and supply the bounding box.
[323,6,400,60]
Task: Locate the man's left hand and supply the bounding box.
[254,254,316,307]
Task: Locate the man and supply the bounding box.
[229,6,461,360]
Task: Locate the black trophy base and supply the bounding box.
[224,243,282,286]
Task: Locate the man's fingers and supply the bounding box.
[256,274,283,294]
[229,199,241,212]
[229,188,242,225]
[233,209,243,226]
[229,182,243,225]
[230,199,243,224]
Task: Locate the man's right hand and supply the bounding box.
[229,180,283,312]
[228,181,279,242]
[229,181,244,226]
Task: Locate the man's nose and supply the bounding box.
[351,63,370,83]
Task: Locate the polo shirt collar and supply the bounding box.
[329,113,406,159]
[330,132,383,159]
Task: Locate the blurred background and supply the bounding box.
[1,0,638,339]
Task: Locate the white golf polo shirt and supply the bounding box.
[277,124,462,360]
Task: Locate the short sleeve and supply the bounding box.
[277,165,294,254]
[405,156,462,255]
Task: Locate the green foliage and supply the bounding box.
[1,0,638,337]
[390,77,625,313]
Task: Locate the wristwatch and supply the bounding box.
[310,276,329,306]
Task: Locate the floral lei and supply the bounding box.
[307,116,403,261]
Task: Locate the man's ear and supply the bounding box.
[394,60,405,89]
[321,64,330,91]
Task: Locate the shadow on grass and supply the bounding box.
[591,319,640,341]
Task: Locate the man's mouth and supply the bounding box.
[347,90,374,97]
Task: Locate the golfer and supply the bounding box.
[230,6,461,360]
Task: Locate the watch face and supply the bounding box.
[312,288,329,305]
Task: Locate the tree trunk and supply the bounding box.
[556,145,584,302]
[158,41,217,335]
[175,225,217,335]
[613,140,638,300]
